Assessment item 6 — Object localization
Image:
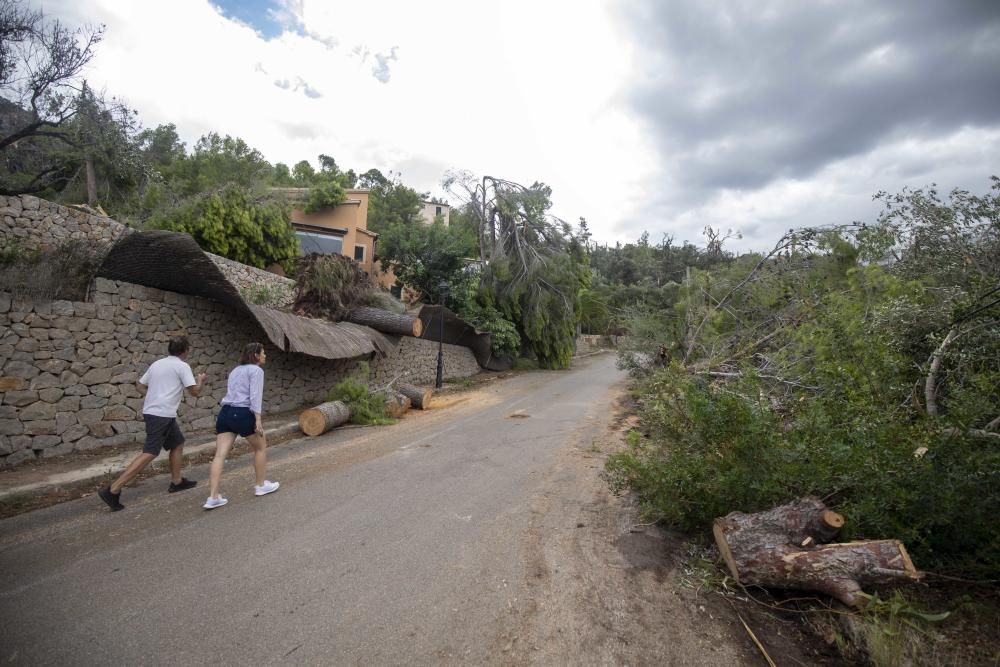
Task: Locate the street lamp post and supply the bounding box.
[435,280,449,389]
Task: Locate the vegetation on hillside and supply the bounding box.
[605,179,1000,579]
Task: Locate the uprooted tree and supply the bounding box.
[445,172,590,369]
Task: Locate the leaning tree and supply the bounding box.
[445,172,590,369]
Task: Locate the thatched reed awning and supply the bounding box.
[418,305,502,370]
[98,230,390,361]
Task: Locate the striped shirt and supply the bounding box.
[220,364,265,415]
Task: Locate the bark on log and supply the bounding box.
[299,401,351,436]
[714,497,921,607]
[346,307,423,337]
[397,382,432,410]
[383,391,411,418]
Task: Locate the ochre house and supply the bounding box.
[273,187,396,289]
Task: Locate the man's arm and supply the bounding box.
[186,372,207,397]
[135,382,148,397]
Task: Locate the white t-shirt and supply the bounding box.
[139,356,196,418]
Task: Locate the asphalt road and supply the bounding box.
[0,353,625,665]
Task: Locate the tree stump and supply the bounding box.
[346,307,423,337]
[397,382,432,410]
[383,391,411,418]
[713,497,921,606]
[298,401,351,436]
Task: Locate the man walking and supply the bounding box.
[98,337,206,512]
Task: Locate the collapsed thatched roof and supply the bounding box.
[418,305,504,371]
[98,230,391,360]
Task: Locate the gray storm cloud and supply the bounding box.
[626,1,1000,190]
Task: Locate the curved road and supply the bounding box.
[0,353,628,665]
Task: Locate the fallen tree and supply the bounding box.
[397,382,432,410]
[713,497,922,607]
[346,306,423,337]
[299,400,351,436]
[383,391,411,418]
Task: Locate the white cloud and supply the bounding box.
[35,0,1000,253]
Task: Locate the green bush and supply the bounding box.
[326,363,394,426]
[606,364,1000,576]
[148,184,299,269]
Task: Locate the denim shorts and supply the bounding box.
[215,405,256,437]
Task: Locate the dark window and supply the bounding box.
[354,244,365,261]
[435,206,442,216]
[295,230,343,255]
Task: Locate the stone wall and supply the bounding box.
[207,253,296,309]
[574,334,613,356]
[0,278,481,467]
[0,195,131,250]
[371,337,481,387]
[0,195,485,466]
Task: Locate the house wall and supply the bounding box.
[419,201,450,226]
[291,190,377,276]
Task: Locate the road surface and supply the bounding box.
[0,353,770,665]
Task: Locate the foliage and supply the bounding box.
[147,184,298,269]
[606,178,1000,578]
[364,169,424,234]
[0,1,105,195]
[376,218,474,303]
[168,133,273,197]
[0,237,110,300]
[304,178,345,213]
[445,173,590,369]
[447,268,521,358]
[292,252,382,320]
[326,362,393,426]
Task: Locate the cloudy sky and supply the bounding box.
[42,0,1000,250]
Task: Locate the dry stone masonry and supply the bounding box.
[0,195,132,249]
[0,282,479,466]
[0,195,482,466]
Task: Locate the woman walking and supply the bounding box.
[203,342,279,509]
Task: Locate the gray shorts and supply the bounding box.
[142,415,185,456]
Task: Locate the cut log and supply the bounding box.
[715,497,844,568]
[383,391,411,418]
[397,382,432,410]
[713,497,921,607]
[716,537,920,607]
[346,307,423,337]
[298,401,351,436]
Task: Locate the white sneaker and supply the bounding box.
[254,480,280,496]
[202,495,228,510]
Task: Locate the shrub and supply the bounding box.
[326,362,394,426]
[606,363,1000,576]
[148,184,299,269]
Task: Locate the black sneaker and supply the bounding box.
[168,478,197,493]
[98,486,124,512]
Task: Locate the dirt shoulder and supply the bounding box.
[492,381,843,666]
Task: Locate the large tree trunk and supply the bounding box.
[346,307,423,337]
[85,157,98,206]
[299,401,351,436]
[383,391,411,418]
[397,382,432,410]
[714,498,922,607]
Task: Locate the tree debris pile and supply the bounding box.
[714,497,922,607]
[292,253,383,321]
